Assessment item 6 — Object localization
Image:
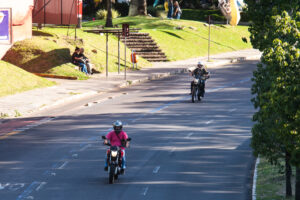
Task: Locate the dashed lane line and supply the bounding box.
[153,166,160,174]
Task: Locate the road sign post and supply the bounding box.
[207,15,212,62]
[122,24,129,80]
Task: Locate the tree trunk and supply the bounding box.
[105,0,113,27]
[128,0,147,16]
[286,152,293,197]
[296,167,300,200]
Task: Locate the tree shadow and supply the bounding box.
[32,30,54,37]
[160,30,184,39]
[18,48,71,73]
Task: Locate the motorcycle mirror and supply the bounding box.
[127,138,132,141]
[102,136,106,139]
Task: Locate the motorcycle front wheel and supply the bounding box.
[192,86,197,103]
[109,166,115,184]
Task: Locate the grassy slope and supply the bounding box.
[257,157,295,200]
[0,60,55,97]
[83,16,252,61]
[3,28,151,80]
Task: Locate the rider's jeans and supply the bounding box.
[105,149,126,169]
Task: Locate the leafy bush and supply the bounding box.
[147,6,166,18]
[96,9,120,20]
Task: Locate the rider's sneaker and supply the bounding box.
[104,166,108,171]
[120,168,125,174]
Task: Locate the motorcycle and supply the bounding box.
[101,136,131,184]
[191,75,209,103]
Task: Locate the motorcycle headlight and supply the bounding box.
[111,150,118,157]
[194,79,199,84]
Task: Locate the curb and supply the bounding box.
[252,157,260,200]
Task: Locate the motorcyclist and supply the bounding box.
[103,120,128,174]
[190,61,209,96]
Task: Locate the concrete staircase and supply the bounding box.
[120,32,168,62]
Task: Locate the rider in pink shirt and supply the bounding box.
[104,121,129,174]
[105,130,128,150]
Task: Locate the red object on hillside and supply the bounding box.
[32,0,82,25]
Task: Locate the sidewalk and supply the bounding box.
[0,49,261,119]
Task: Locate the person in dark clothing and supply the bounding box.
[167,0,174,19]
[72,47,88,75]
[79,48,93,75]
[190,61,210,95]
[173,1,182,19]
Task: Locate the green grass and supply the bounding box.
[181,9,226,22]
[0,60,55,97]
[3,27,151,80]
[256,157,295,200]
[83,16,252,61]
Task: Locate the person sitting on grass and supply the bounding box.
[79,48,93,75]
[72,47,88,75]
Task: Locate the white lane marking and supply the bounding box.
[252,157,260,200]
[35,182,46,191]
[185,132,194,139]
[153,166,160,174]
[0,183,26,191]
[72,154,78,158]
[17,181,40,200]
[26,196,34,199]
[58,161,69,169]
[170,147,176,153]
[205,120,214,124]
[79,144,91,152]
[141,187,149,196]
[9,183,25,191]
[229,108,237,112]
[0,183,10,190]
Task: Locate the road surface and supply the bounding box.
[0,60,257,200]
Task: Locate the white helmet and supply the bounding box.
[197,61,204,68]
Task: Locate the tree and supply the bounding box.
[128,0,147,16]
[244,0,299,51]
[105,0,113,27]
[251,11,300,199]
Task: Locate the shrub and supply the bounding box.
[96,8,120,20]
[147,6,166,18]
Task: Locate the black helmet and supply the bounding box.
[113,120,123,134]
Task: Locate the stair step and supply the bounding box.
[121,39,155,43]
[125,42,157,45]
[146,58,169,62]
[126,33,149,36]
[136,51,166,56]
[120,36,152,39]
[126,45,159,48]
[134,49,162,52]
[139,54,167,58]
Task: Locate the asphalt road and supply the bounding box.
[0,60,257,200]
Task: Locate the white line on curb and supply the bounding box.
[252,157,260,200]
